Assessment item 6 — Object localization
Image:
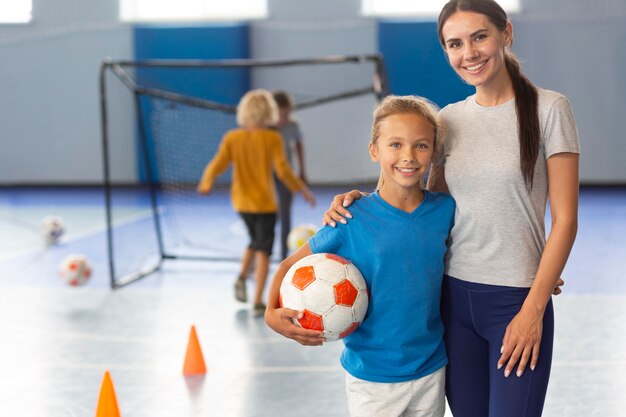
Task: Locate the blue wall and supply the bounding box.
[133,24,250,182]
[378,21,473,109]
[134,24,250,102]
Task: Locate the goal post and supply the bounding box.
[99,54,389,289]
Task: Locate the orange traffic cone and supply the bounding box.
[95,370,121,417]
[183,325,207,376]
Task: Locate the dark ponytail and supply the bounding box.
[438,0,540,188]
[505,53,539,187]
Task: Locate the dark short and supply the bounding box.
[238,212,277,256]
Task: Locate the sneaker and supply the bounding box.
[234,277,247,303]
[253,302,266,318]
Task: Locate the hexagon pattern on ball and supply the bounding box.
[279,253,368,341]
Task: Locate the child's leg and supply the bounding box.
[345,369,444,417]
[233,247,254,303]
[404,367,446,417]
[250,213,276,308]
[236,213,257,303]
[345,374,411,417]
[252,250,269,305]
[239,247,254,279]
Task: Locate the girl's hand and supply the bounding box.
[497,306,544,378]
[265,307,325,346]
[322,190,364,227]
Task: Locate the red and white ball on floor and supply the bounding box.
[58,254,92,286]
[279,253,368,341]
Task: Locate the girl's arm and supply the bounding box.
[498,153,579,377]
[265,243,326,346]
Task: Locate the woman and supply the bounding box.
[323,1,580,415]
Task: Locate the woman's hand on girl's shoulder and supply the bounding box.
[322,190,365,227]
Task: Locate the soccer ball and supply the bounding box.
[279,253,368,341]
[287,224,318,252]
[42,215,65,245]
[58,254,92,286]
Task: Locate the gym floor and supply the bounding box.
[0,186,625,416]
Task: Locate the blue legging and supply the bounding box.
[441,275,554,417]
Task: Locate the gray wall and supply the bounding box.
[513,0,626,184]
[0,0,624,185]
[0,0,133,184]
[251,0,378,184]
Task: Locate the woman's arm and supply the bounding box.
[427,163,565,293]
[498,153,579,377]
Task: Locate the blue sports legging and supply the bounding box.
[441,275,554,417]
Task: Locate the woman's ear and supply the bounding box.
[504,22,513,47]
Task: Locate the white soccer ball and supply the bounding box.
[58,254,92,286]
[279,253,369,341]
[42,215,65,245]
[287,224,318,252]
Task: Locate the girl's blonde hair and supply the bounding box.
[236,89,279,128]
[370,95,442,190]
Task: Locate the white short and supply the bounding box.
[345,367,446,417]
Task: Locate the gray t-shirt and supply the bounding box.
[438,88,580,287]
[277,119,302,167]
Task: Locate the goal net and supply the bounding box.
[100,54,388,288]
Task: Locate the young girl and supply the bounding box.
[265,95,455,417]
[323,1,580,415]
[197,89,315,317]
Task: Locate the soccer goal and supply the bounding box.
[99,54,389,289]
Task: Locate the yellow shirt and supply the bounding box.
[199,128,305,213]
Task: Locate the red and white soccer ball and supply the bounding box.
[279,253,369,341]
[58,254,92,286]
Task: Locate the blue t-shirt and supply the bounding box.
[309,191,455,383]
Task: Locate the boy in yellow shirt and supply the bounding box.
[198,89,315,316]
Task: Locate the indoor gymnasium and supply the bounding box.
[0,0,625,416]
